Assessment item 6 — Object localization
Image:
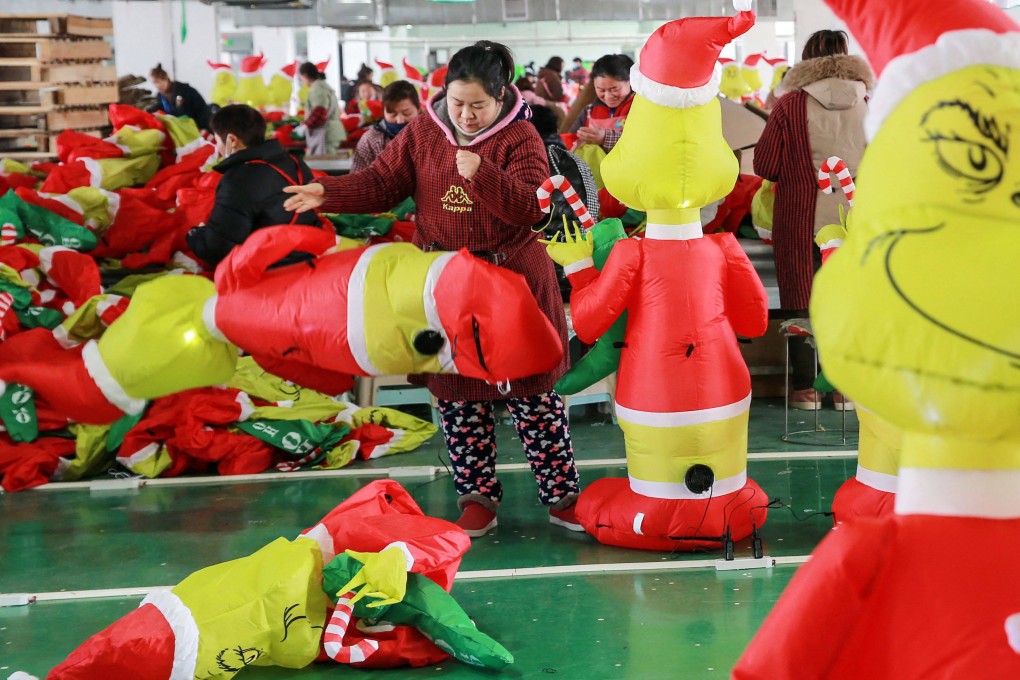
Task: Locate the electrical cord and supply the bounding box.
[752,497,834,523]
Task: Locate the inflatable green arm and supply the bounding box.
[555,218,628,395]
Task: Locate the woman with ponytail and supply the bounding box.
[148,63,211,130]
[284,41,581,538]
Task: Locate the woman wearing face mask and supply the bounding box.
[185,105,323,270]
[569,54,635,153]
[298,62,345,155]
[351,80,422,173]
[284,41,581,539]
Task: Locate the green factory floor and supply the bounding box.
[0,398,857,678]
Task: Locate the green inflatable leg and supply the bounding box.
[0,383,38,443]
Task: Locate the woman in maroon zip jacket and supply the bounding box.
[285,41,582,539]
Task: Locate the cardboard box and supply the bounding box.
[720,97,766,154]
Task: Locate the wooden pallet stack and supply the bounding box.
[0,14,118,161]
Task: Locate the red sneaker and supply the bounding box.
[549,503,585,532]
[833,391,856,411]
[789,388,822,411]
[456,502,497,538]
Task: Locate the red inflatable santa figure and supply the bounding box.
[546,0,770,551]
[734,0,1020,676]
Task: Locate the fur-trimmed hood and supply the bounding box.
[777,54,874,110]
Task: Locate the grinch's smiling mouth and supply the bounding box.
[881,226,1020,363]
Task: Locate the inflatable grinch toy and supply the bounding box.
[735,0,1020,676]
[814,211,902,522]
[234,54,269,109]
[0,226,563,424]
[207,61,237,107]
[740,53,765,106]
[546,0,770,551]
[12,481,512,678]
[718,57,752,101]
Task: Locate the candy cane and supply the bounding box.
[1,223,17,246]
[96,295,130,327]
[817,156,855,206]
[536,175,595,229]
[0,291,13,341]
[322,591,380,664]
[276,449,319,473]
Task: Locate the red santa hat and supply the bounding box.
[822,0,1020,140]
[240,53,266,75]
[742,53,764,68]
[47,591,195,679]
[206,60,231,72]
[38,246,102,310]
[403,57,423,83]
[374,58,395,73]
[764,56,789,69]
[281,60,298,79]
[0,329,128,424]
[630,0,755,109]
[428,65,448,91]
[718,57,736,66]
[316,57,331,73]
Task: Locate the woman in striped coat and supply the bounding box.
[283,41,582,539]
[754,30,873,409]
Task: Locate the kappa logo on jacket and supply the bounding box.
[441,185,473,213]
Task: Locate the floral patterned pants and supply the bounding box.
[437,391,580,507]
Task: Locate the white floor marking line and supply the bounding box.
[0,556,812,604]
[21,451,856,493]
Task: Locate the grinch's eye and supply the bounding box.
[931,136,1002,189]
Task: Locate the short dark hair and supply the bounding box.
[382,80,420,111]
[210,104,266,147]
[528,105,559,139]
[590,54,634,81]
[802,30,849,60]
[514,76,535,92]
[445,40,516,99]
[298,61,325,81]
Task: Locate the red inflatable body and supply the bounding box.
[831,477,895,523]
[577,477,769,551]
[568,232,769,550]
[213,226,564,394]
[733,515,1020,679]
[704,174,764,234]
[0,435,76,492]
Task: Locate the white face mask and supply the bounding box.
[216,134,235,159]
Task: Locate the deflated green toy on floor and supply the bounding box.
[19,480,488,679]
[322,549,514,670]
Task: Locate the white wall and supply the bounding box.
[1,0,111,16]
[374,18,794,78]
[341,28,394,82]
[791,0,862,63]
[308,26,342,93]
[251,26,296,81]
[111,0,219,100]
